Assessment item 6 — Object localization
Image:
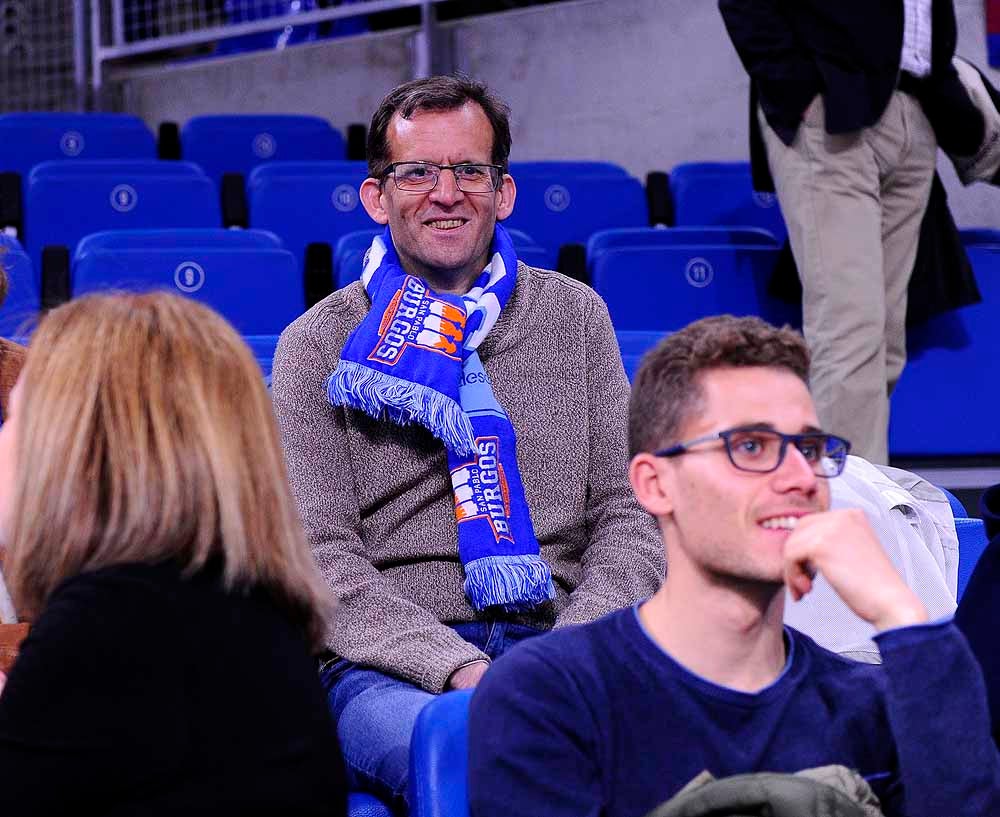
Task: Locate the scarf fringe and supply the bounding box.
[327,361,477,456]
[463,554,556,612]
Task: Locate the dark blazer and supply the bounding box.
[720,0,958,148]
[720,0,983,325]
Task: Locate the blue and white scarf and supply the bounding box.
[327,224,555,612]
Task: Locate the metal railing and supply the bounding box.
[2,1,552,113]
[90,0,450,94]
[0,0,87,111]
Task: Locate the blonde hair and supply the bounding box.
[4,292,332,646]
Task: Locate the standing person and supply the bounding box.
[469,315,1000,817]
[0,292,346,817]
[271,74,663,807]
[719,1,957,463]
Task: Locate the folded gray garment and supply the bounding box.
[0,567,17,624]
[948,57,1000,186]
[783,455,958,663]
[648,764,884,817]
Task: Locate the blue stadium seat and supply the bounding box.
[510,161,630,177]
[76,228,282,260]
[409,690,473,817]
[960,228,1000,246]
[248,164,374,273]
[504,227,543,248]
[29,160,205,181]
[938,487,968,519]
[0,113,156,176]
[670,162,787,242]
[73,247,302,335]
[24,172,221,272]
[587,227,780,269]
[0,235,40,337]
[515,244,553,271]
[504,173,648,268]
[346,792,393,817]
[617,329,668,382]
[182,115,345,182]
[215,0,323,55]
[244,334,282,386]
[956,517,990,601]
[333,229,380,289]
[248,160,369,181]
[889,243,1000,456]
[592,243,794,332]
[503,227,553,270]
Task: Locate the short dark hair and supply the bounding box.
[366,74,513,180]
[628,315,810,457]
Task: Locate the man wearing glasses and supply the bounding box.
[272,75,662,808]
[469,314,1000,817]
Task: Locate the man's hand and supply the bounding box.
[0,670,6,697]
[783,508,929,631]
[446,661,489,690]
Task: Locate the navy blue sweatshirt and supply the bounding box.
[469,607,1000,817]
[956,482,1000,747]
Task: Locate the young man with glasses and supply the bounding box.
[469,314,1000,817]
[271,75,662,808]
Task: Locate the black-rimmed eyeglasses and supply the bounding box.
[381,161,503,194]
[655,427,851,478]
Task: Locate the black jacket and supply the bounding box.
[720,0,958,149]
[0,561,347,816]
[720,0,982,325]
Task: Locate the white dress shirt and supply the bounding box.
[900,0,933,77]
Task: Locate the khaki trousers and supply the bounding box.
[760,93,937,464]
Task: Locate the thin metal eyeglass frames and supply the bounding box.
[382,161,503,194]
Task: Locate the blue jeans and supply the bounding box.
[321,621,542,810]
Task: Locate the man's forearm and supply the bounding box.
[319,555,489,692]
[875,621,1000,817]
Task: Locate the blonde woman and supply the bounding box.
[0,292,346,816]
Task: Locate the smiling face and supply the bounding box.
[634,365,830,588]
[359,102,516,294]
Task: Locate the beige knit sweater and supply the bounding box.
[272,264,663,693]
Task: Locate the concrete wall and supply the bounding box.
[119,26,415,132]
[119,0,1000,226]
[453,0,746,175]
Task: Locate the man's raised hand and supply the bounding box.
[783,508,929,631]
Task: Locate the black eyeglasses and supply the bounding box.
[655,427,851,478]
[381,161,503,194]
